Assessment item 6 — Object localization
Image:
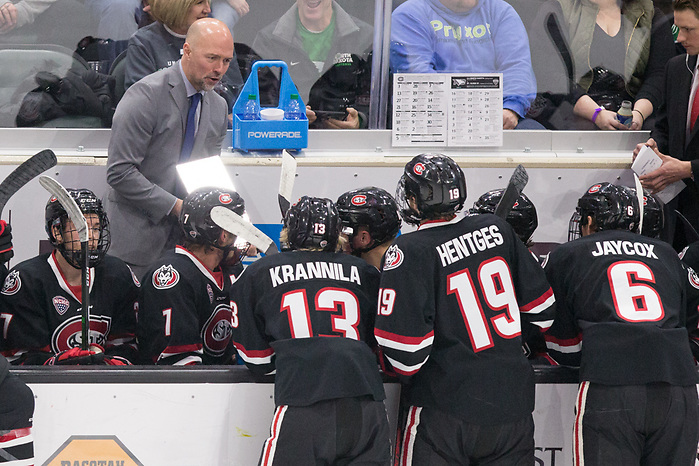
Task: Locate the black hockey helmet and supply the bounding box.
[180,187,245,248]
[283,196,341,251]
[472,188,538,243]
[568,182,639,241]
[45,188,110,268]
[336,186,401,251]
[396,153,467,225]
[640,191,664,239]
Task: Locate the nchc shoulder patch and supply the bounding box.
[383,244,404,271]
[1,270,21,295]
[152,265,180,290]
[52,296,70,315]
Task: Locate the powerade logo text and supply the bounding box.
[247,131,302,139]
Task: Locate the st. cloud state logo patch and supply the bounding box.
[383,244,404,271]
[1,270,20,295]
[152,265,180,289]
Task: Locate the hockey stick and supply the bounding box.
[210,206,279,256]
[494,165,528,219]
[633,174,644,234]
[675,209,699,244]
[38,175,91,350]
[0,149,57,216]
[278,150,297,217]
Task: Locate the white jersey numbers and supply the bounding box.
[608,261,664,322]
[281,288,360,340]
[378,288,396,316]
[447,257,521,352]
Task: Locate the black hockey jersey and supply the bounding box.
[231,250,385,407]
[0,251,139,364]
[545,229,699,386]
[375,214,556,424]
[137,246,238,365]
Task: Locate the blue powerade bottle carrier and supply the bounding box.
[232,61,308,151]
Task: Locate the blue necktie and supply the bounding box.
[180,92,201,162]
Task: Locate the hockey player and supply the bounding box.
[471,188,538,246]
[471,188,559,364]
[375,154,556,465]
[231,196,391,466]
[336,186,401,269]
[0,223,34,464]
[545,182,699,465]
[137,187,245,365]
[0,189,138,365]
[639,189,664,239]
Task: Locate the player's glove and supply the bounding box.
[0,220,14,264]
[44,347,105,365]
[44,345,131,366]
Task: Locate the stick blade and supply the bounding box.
[493,165,529,219]
[0,149,57,215]
[210,206,279,256]
[278,150,297,217]
[38,175,88,242]
[633,174,644,234]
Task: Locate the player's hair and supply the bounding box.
[45,188,110,268]
[471,188,538,244]
[674,0,699,19]
[568,182,639,241]
[149,0,210,31]
[279,228,346,252]
[396,153,467,225]
[282,196,342,252]
[336,186,401,253]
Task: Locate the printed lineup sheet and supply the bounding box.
[392,73,503,147]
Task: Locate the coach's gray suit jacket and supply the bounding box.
[104,62,228,275]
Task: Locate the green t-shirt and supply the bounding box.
[297,12,336,72]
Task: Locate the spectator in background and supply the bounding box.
[87,0,145,41]
[0,0,55,34]
[105,18,233,278]
[124,0,244,112]
[529,0,675,130]
[0,189,138,366]
[252,0,373,129]
[88,0,248,42]
[390,0,540,129]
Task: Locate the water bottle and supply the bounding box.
[284,94,304,120]
[242,94,260,120]
[616,100,633,127]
